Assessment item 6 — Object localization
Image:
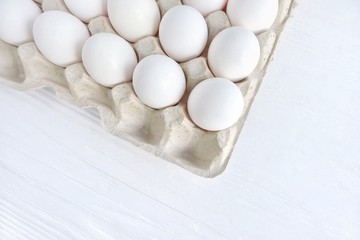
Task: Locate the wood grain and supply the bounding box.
[1,0,360,239]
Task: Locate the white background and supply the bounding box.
[1,0,360,239]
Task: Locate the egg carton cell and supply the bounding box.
[0,0,295,177]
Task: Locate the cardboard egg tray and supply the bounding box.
[0,0,295,177]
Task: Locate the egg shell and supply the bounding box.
[159,5,208,62]
[0,0,295,177]
[63,0,107,23]
[182,0,228,17]
[133,55,186,109]
[33,11,90,67]
[82,33,138,88]
[0,0,42,46]
[188,78,244,131]
[108,0,161,43]
[227,0,279,34]
[208,26,260,82]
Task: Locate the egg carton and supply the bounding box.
[0,0,295,177]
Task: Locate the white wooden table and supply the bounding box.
[1,0,360,239]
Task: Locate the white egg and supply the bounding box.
[182,0,227,17]
[227,0,279,34]
[108,0,160,43]
[82,33,138,88]
[133,55,186,109]
[63,0,107,23]
[208,26,260,82]
[187,78,244,131]
[159,5,208,62]
[0,0,42,46]
[33,11,90,67]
